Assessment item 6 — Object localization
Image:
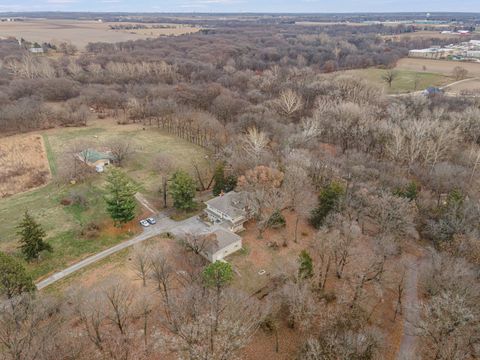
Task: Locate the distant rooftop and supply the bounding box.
[79,149,115,163]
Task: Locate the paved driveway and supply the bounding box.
[36,214,209,290]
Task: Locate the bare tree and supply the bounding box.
[241,127,269,165]
[283,161,316,243]
[107,138,135,167]
[282,280,317,331]
[452,66,468,81]
[382,70,397,88]
[0,294,66,360]
[131,245,152,287]
[274,89,304,118]
[237,166,285,238]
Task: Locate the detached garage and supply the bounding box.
[201,228,242,262]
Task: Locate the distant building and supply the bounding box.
[409,48,454,59]
[204,191,249,233]
[29,47,44,53]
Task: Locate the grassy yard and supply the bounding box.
[344,68,452,93]
[0,119,207,280]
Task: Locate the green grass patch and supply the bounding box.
[344,68,452,94]
[0,122,207,280]
[42,134,57,176]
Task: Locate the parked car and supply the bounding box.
[140,219,150,227]
[147,217,156,225]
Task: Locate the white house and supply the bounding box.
[204,191,248,233]
[200,228,242,262]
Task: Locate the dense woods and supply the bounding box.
[0,17,479,360]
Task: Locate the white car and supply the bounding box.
[147,217,156,225]
[140,219,150,227]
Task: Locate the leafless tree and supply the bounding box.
[452,66,468,81]
[238,165,285,238]
[106,138,135,167]
[131,245,152,287]
[0,294,66,360]
[282,280,317,331]
[283,160,316,242]
[241,127,269,165]
[382,70,397,88]
[274,89,304,118]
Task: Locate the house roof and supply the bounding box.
[203,228,241,255]
[79,149,115,163]
[205,191,247,219]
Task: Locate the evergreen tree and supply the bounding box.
[393,181,418,201]
[0,251,35,299]
[203,261,234,290]
[105,168,138,226]
[224,175,237,193]
[213,163,237,196]
[169,170,196,211]
[310,181,345,229]
[212,163,226,196]
[17,211,52,261]
[298,250,314,280]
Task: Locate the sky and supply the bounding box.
[0,0,479,14]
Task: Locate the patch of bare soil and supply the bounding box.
[0,134,51,198]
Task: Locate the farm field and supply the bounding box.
[342,67,452,93]
[0,134,51,198]
[0,119,207,279]
[0,19,200,49]
[396,57,480,77]
[382,30,466,40]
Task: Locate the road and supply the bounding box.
[35,214,206,290]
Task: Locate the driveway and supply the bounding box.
[35,214,209,290]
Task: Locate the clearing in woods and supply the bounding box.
[0,134,51,198]
[341,67,451,93]
[0,119,207,280]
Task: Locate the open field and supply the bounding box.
[0,134,51,198]
[0,19,200,49]
[382,30,466,40]
[0,119,207,279]
[396,57,480,77]
[342,67,452,93]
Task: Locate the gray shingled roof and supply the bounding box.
[203,228,242,254]
[204,191,247,219]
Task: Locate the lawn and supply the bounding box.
[0,119,207,280]
[343,68,452,93]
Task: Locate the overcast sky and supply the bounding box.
[0,0,479,13]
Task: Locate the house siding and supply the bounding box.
[211,239,242,262]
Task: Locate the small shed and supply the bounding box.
[78,149,116,169]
